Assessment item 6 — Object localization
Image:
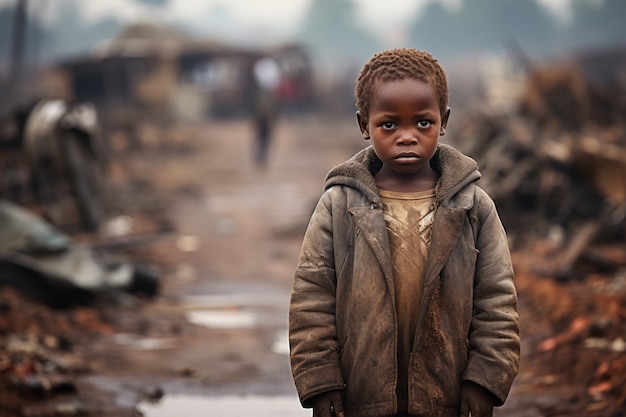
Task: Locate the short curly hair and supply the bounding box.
[355,48,448,120]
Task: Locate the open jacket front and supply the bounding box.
[289,144,520,417]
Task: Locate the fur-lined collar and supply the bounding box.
[325,143,481,205]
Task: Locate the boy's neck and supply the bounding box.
[374,165,439,193]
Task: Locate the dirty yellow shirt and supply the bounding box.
[378,187,436,412]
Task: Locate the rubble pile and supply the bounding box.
[452,51,626,416]
[453,50,626,274]
[0,287,101,416]
[0,281,168,417]
[513,244,626,416]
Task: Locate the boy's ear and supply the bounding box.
[439,107,451,136]
[356,111,370,140]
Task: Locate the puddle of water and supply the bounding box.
[186,310,257,328]
[113,334,178,350]
[271,330,290,355]
[182,293,287,308]
[139,394,309,417]
[181,290,289,330]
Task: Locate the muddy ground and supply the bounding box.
[1,115,625,416]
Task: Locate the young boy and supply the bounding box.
[289,48,520,417]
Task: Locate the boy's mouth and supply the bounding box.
[395,152,419,163]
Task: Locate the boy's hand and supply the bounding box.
[460,381,495,417]
[312,390,345,417]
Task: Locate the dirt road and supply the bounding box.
[85,115,364,415]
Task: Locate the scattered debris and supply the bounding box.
[451,48,626,416]
[0,200,161,307]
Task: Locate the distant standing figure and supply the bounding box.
[252,57,280,168]
[289,48,520,417]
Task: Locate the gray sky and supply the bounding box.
[77,0,574,26]
[2,0,574,31]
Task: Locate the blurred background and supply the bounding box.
[0,0,625,416]
[1,0,625,113]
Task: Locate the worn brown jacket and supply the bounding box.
[289,144,520,417]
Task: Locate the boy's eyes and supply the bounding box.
[379,120,432,130]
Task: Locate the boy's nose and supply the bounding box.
[397,129,418,145]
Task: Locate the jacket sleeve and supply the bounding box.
[463,188,520,406]
[289,190,345,407]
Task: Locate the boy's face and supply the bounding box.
[357,78,450,179]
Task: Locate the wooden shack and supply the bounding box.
[58,23,314,130]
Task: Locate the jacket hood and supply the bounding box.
[325,143,481,205]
